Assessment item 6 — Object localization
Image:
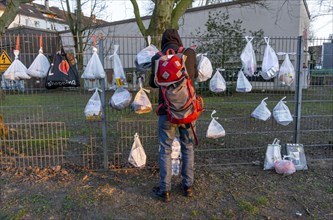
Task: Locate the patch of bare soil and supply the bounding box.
[1,160,332,219]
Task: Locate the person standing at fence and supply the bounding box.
[149,29,199,202]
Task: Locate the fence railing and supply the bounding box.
[0,34,332,170]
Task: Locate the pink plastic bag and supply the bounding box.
[274,159,296,175]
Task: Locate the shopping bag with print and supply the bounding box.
[128,133,147,168]
[82,36,105,79]
[196,53,213,82]
[236,70,252,92]
[131,79,152,114]
[28,35,50,78]
[209,69,226,93]
[84,88,102,121]
[273,96,293,126]
[109,87,132,110]
[261,37,279,80]
[240,36,257,76]
[277,52,295,86]
[3,35,30,80]
[251,97,271,121]
[171,137,181,176]
[285,143,308,170]
[109,45,127,88]
[135,35,159,72]
[206,110,226,139]
[263,138,282,170]
[45,48,80,89]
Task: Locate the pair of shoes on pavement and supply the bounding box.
[153,185,193,202]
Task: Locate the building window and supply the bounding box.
[34,21,40,28]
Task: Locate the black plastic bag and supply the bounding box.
[45,48,80,89]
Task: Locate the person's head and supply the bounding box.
[161,29,183,50]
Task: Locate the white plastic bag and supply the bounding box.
[206,110,226,139]
[273,96,293,126]
[196,53,213,82]
[84,89,102,121]
[109,87,132,110]
[251,97,271,121]
[263,138,282,170]
[277,52,295,86]
[109,45,127,88]
[261,37,279,80]
[209,69,226,93]
[3,50,30,80]
[28,48,50,78]
[240,36,257,76]
[274,157,296,175]
[171,137,181,176]
[136,36,158,65]
[128,133,147,168]
[236,70,252,92]
[82,47,105,79]
[131,80,152,114]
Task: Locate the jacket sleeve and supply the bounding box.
[149,55,158,88]
[184,48,198,83]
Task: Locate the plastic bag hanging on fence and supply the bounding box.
[109,87,132,110]
[4,35,30,80]
[82,36,106,79]
[84,88,102,121]
[27,35,50,78]
[285,143,308,170]
[128,133,147,168]
[196,53,213,82]
[236,70,252,92]
[45,48,80,89]
[263,138,282,170]
[109,45,127,88]
[277,52,295,86]
[274,156,296,175]
[273,96,293,126]
[171,137,181,176]
[251,97,271,121]
[209,69,226,93]
[206,110,226,139]
[131,79,152,114]
[261,37,279,80]
[135,36,159,72]
[240,36,257,76]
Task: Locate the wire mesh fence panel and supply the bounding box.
[0,34,332,170]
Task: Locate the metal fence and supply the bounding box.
[0,34,332,170]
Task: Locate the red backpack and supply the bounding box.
[154,47,204,143]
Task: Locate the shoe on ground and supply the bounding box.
[182,185,193,197]
[152,186,171,202]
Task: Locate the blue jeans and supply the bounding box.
[158,115,195,192]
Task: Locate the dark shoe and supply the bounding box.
[153,186,171,202]
[182,185,193,197]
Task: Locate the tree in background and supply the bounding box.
[130,0,193,48]
[0,0,33,34]
[193,11,264,69]
[60,0,107,71]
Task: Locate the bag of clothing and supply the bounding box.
[273,97,293,126]
[81,46,105,79]
[206,110,225,139]
[109,87,132,110]
[135,35,159,72]
[285,143,308,170]
[196,53,213,82]
[128,133,147,168]
[84,89,102,121]
[277,52,295,86]
[236,70,252,92]
[251,97,271,121]
[131,80,152,114]
[261,37,279,80]
[109,45,127,88]
[240,36,257,77]
[45,48,80,89]
[274,157,296,175]
[28,36,50,78]
[264,138,282,170]
[209,69,226,93]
